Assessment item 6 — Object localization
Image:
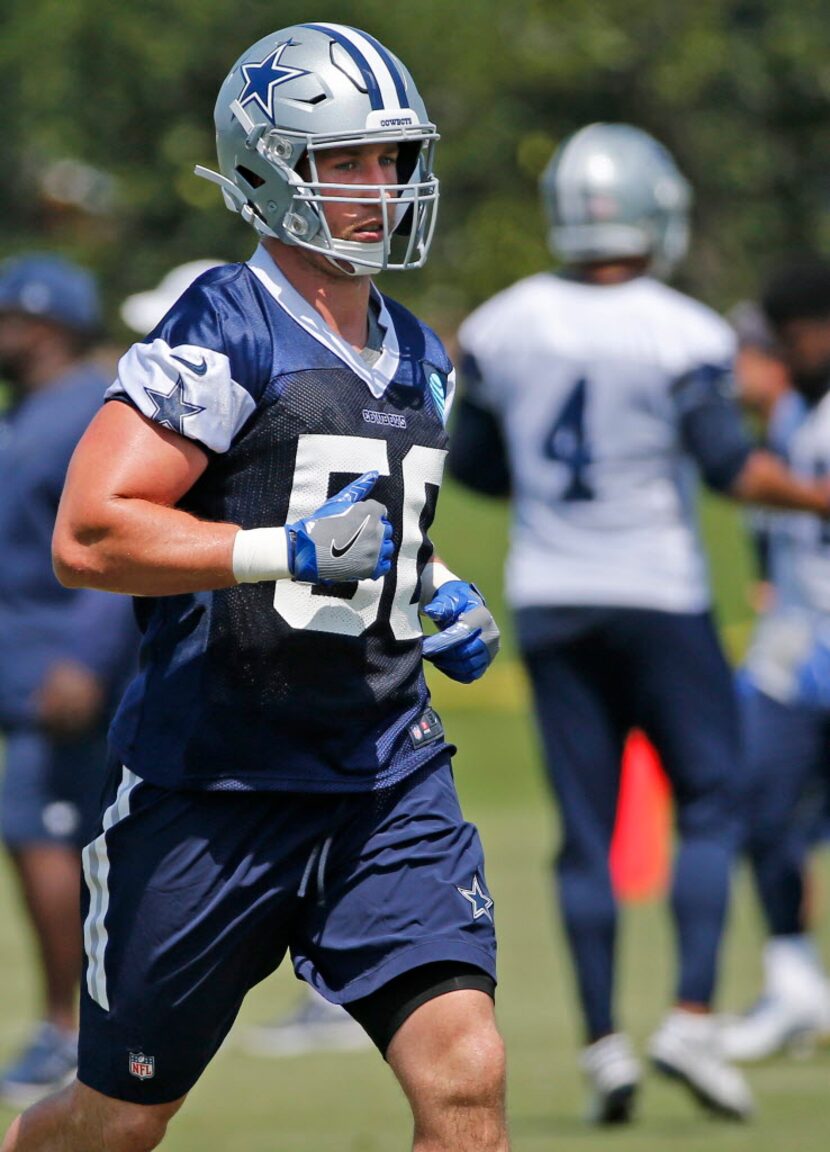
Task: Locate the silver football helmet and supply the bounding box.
[196,23,439,275]
[540,123,692,276]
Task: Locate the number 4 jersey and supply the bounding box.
[105,245,455,792]
[456,273,741,614]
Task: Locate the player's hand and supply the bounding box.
[286,470,394,585]
[422,581,500,683]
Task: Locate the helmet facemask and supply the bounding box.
[276,127,439,276]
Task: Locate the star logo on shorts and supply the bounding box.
[457,874,494,922]
[144,377,205,436]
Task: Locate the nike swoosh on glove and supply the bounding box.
[422,580,500,683]
[287,471,394,584]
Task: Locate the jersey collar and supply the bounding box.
[246,245,401,399]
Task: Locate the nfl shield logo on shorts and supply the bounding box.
[129,1051,155,1080]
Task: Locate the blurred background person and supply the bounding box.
[119,260,226,336]
[729,299,792,430]
[729,300,793,615]
[721,257,830,1062]
[0,254,138,1106]
[447,124,830,1125]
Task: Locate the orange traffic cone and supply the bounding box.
[610,730,671,902]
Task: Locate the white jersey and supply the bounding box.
[458,273,736,612]
[744,389,830,705]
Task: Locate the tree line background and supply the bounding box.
[2,0,830,337]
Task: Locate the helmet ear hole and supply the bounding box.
[236,165,265,190]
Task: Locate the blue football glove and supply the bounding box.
[286,471,394,585]
[422,580,500,683]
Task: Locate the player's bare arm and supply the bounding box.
[53,401,393,596]
[730,449,830,517]
[52,400,235,595]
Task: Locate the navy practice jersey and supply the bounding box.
[105,245,455,793]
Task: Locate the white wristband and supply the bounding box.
[232,527,291,584]
[420,559,461,607]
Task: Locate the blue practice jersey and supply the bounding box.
[106,245,456,792]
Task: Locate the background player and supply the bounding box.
[2,23,506,1152]
[721,258,830,1061]
[0,254,137,1105]
[448,123,830,1125]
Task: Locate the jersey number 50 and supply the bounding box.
[274,434,446,639]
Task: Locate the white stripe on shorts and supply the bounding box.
[81,766,140,1011]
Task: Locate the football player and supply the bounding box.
[449,123,830,1124]
[721,258,830,1062]
[2,25,505,1152]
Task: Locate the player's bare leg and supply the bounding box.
[387,988,509,1152]
[9,846,82,1032]
[1,1079,185,1152]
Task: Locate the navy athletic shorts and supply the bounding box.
[0,725,109,849]
[78,754,496,1104]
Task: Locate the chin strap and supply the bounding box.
[322,239,385,278]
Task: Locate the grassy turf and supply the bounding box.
[0,484,827,1147]
[0,715,827,1149]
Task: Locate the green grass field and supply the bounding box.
[0,481,827,1148]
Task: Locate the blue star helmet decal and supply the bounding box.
[457,874,494,922]
[144,377,205,436]
[239,40,312,124]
